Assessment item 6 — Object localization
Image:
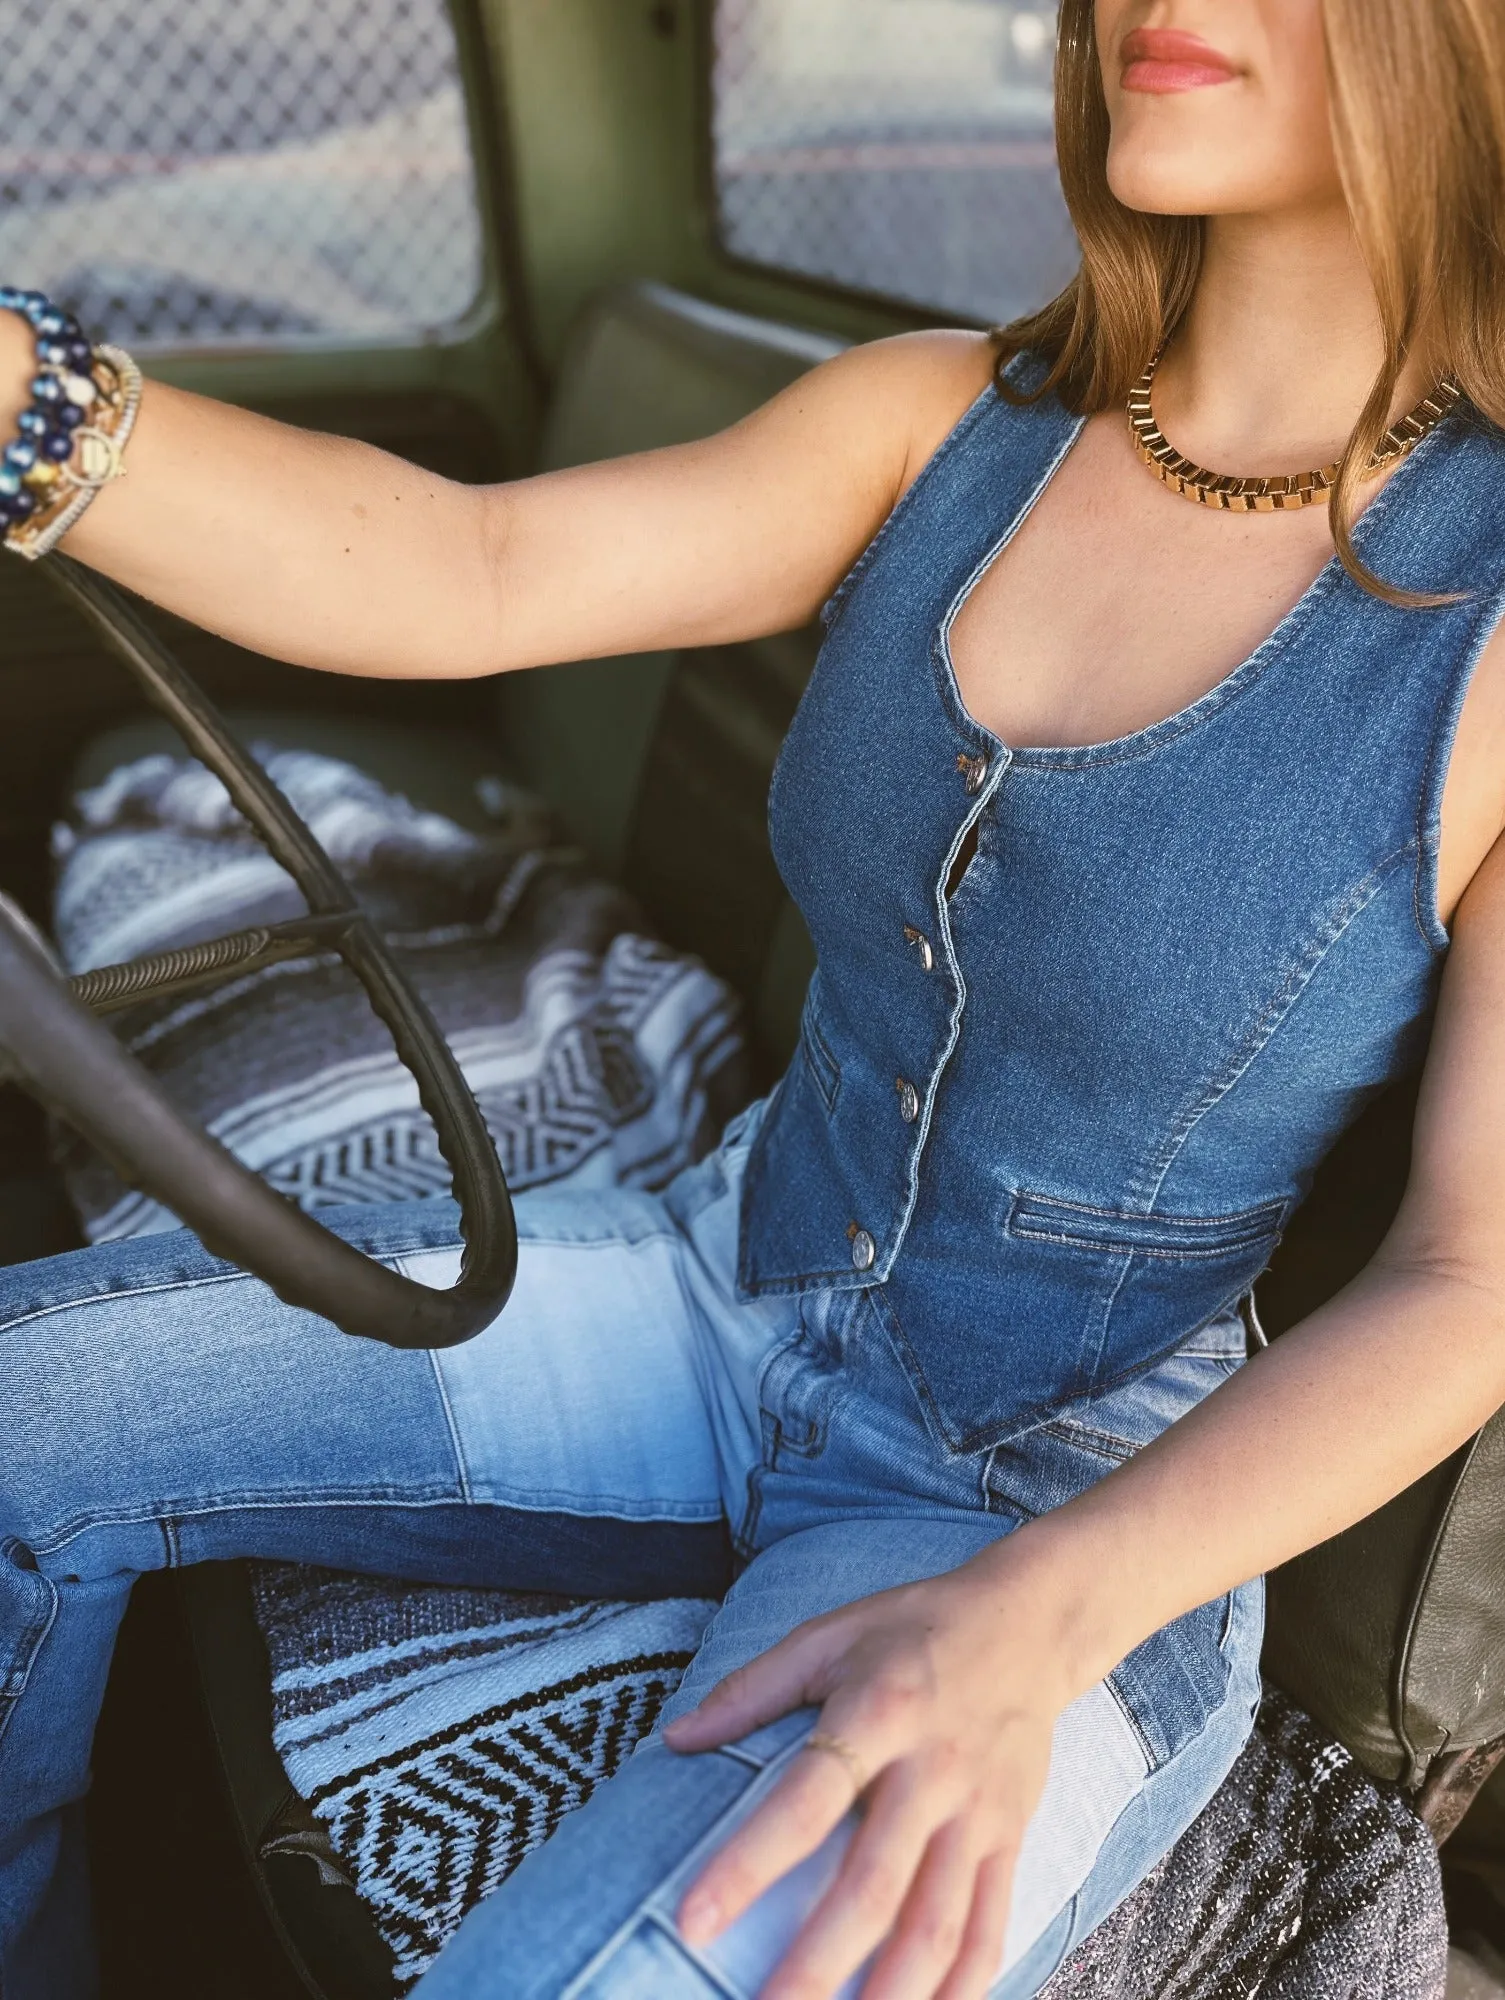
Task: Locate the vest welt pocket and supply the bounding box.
[1005,1190,1287,1263]
[798,986,841,1112]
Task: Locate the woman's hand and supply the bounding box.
[663,1559,1078,2000]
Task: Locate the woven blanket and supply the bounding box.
[252,1565,719,1984]
[52,737,1448,1997]
[53,745,746,1239]
[1037,1692,1446,2000]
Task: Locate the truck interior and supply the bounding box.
[2,3,1504,1994]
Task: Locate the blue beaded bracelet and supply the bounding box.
[0,287,141,557]
[0,288,97,530]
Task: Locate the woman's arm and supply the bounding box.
[665,809,1505,2000]
[0,310,993,682]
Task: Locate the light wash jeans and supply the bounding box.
[0,1109,1261,1997]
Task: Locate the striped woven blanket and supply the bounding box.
[53,734,1448,1996]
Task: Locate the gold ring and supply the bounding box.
[804,1731,868,1796]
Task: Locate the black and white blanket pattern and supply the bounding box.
[53,746,745,1241]
[53,741,1448,1996]
[252,1567,718,1985]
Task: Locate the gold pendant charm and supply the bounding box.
[69,426,125,489]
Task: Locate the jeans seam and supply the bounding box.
[0,1264,250,1335]
[645,1912,749,1998]
[1130,844,1414,1208]
[1104,1672,1158,1772]
[27,1487,474,1559]
[559,1735,811,1998]
[799,1004,840,1113]
[0,1222,687,1340]
[0,1568,57,1754]
[996,1890,1082,1996]
[424,1347,475,1505]
[716,1744,765,1774]
[29,1486,724,1561]
[428,1483,724,1521]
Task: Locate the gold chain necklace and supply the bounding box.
[1127,351,1461,513]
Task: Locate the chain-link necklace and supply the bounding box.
[1127,350,1461,513]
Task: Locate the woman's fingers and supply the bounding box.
[665,1626,831,1753]
[666,1585,1055,1998]
[765,1785,974,2000]
[857,1814,983,2000]
[678,1737,862,1946]
[932,1849,1015,2000]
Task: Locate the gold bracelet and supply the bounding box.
[5,344,143,563]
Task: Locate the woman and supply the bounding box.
[2,0,1504,1994]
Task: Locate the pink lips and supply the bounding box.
[1120,26,1240,93]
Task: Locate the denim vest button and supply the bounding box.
[896,1078,920,1123]
[902,924,934,971]
[957,752,988,795]
[849,1227,876,1271]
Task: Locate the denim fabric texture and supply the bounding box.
[743,359,1505,1454]
[0,1117,1259,1998]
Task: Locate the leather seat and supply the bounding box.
[1257,1070,1505,1834]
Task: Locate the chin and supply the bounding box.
[1105,140,1266,220]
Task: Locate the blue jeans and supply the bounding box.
[0,1110,1260,1997]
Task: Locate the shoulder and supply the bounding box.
[762,329,1001,511]
[856,330,1003,502]
[856,330,1002,490]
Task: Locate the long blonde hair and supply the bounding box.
[998,0,1505,600]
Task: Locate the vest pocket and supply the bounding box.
[1005,1190,1288,1262]
[798,985,841,1113]
[1000,1188,1288,1409]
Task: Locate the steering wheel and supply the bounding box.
[0,556,517,1348]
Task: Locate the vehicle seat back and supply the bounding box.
[493,282,843,1070]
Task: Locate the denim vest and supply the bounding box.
[739,357,1505,1452]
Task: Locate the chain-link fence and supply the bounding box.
[713,0,1078,325]
[0,0,484,349]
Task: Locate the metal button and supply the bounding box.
[903,924,934,972]
[957,752,989,796]
[848,1225,877,1272]
[895,1078,919,1124]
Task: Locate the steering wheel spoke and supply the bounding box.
[68,911,358,1015]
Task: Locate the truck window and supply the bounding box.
[712,0,1078,323]
[0,0,484,349]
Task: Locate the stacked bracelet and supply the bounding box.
[0,288,142,563]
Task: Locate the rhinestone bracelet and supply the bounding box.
[0,288,142,562]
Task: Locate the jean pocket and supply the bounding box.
[984,1417,1139,1525]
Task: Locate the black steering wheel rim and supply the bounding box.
[0,556,517,1348]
